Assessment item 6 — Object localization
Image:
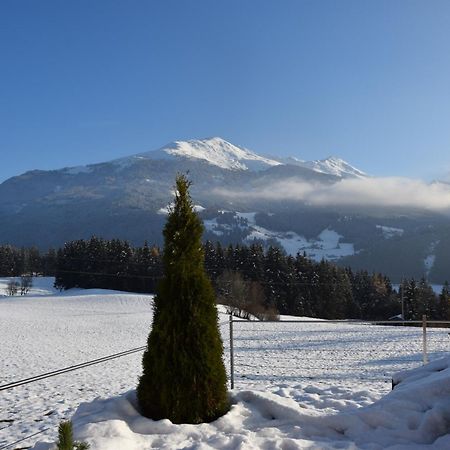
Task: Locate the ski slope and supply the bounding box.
[0,278,449,449]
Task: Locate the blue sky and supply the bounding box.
[1,0,450,182]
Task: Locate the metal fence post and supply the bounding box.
[229,313,234,389]
[422,314,428,365]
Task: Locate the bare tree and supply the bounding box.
[215,270,279,320]
[247,281,279,321]
[216,270,250,319]
[20,275,33,295]
[6,279,19,296]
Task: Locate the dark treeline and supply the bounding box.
[0,245,56,276]
[2,238,450,321]
[53,237,162,293]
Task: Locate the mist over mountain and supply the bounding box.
[1,137,450,283]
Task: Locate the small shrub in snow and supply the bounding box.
[137,175,229,424]
[56,420,89,450]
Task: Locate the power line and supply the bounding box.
[53,268,399,288]
[53,254,162,267]
[54,268,162,280]
[0,346,146,392]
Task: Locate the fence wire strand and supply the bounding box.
[0,346,146,392]
[0,427,51,450]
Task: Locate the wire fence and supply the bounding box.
[226,316,450,390]
[2,316,450,449]
[0,347,147,392]
[0,346,147,450]
[0,319,231,450]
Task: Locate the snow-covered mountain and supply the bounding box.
[2,136,450,282]
[275,155,367,178]
[111,137,365,177]
[114,137,282,172]
[302,156,367,178]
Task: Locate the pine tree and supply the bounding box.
[137,175,229,424]
[56,421,90,450]
[404,278,419,320]
[57,421,74,450]
[417,277,437,319]
[438,282,450,320]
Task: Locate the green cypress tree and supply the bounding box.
[137,174,229,424]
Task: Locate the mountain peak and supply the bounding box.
[324,155,344,162]
[124,137,282,171]
[306,155,367,178]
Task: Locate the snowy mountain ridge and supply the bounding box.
[276,155,367,178]
[109,137,365,176]
[304,155,367,178]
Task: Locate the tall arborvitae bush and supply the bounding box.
[137,175,229,424]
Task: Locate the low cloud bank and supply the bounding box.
[213,177,450,212]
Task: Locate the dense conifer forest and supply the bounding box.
[52,238,369,320]
[2,240,449,321]
[0,245,56,277]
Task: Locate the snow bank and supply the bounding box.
[32,357,450,449]
[333,356,450,448]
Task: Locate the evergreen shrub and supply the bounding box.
[137,174,229,424]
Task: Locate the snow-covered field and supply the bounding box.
[1,278,449,449]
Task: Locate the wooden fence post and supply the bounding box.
[422,314,428,365]
[229,314,234,389]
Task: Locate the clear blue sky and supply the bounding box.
[2,0,450,182]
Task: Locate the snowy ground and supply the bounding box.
[1,278,449,449]
[203,211,355,260]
